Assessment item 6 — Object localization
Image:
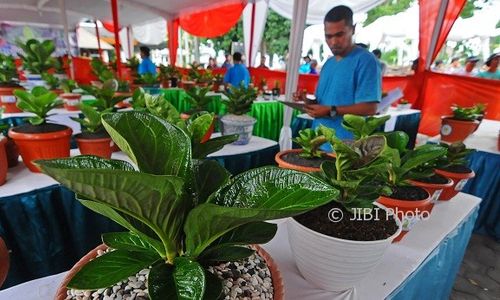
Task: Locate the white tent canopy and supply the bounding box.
[76,27,113,50]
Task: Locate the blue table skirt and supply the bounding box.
[463,151,500,240]
[291,112,421,148]
[0,186,123,289]
[389,206,478,299]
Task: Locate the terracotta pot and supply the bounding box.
[8,125,72,172]
[440,116,480,143]
[76,135,113,158]
[275,149,334,173]
[181,81,196,90]
[60,93,82,111]
[435,168,475,201]
[51,89,64,95]
[0,237,8,287]
[55,244,284,300]
[0,137,7,186]
[5,138,19,168]
[0,86,23,113]
[408,177,454,212]
[377,188,431,242]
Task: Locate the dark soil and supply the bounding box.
[12,123,68,134]
[440,165,472,174]
[75,131,110,140]
[390,186,429,201]
[281,152,335,168]
[294,201,399,241]
[415,174,449,184]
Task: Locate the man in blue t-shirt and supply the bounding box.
[138,46,157,75]
[304,5,381,145]
[223,52,250,88]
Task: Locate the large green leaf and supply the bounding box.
[184,167,339,256]
[399,144,447,179]
[203,272,223,300]
[173,257,206,300]
[188,113,214,144]
[192,134,239,159]
[67,249,160,290]
[382,131,409,153]
[199,246,255,262]
[36,157,186,260]
[102,232,162,254]
[211,222,277,247]
[194,160,230,204]
[35,155,135,171]
[102,111,192,177]
[148,262,177,300]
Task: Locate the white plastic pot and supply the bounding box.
[287,204,402,292]
[396,103,412,110]
[220,114,256,145]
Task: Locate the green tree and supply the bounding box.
[460,0,493,18]
[263,10,292,59]
[364,0,414,26]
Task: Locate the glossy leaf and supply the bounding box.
[102,111,192,178]
[342,114,390,139]
[212,222,277,247]
[173,257,206,300]
[199,246,255,262]
[35,155,135,171]
[203,271,223,300]
[382,131,409,153]
[102,232,162,254]
[148,262,177,300]
[68,249,160,290]
[188,113,214,144]
[184,167,339,256]
[194,160,230,204]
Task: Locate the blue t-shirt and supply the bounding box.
[138,57,157,75]
[223,63,250,88]
[313,46,381,148]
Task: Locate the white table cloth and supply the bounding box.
[0,193,481,300]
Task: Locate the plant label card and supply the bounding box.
[377,88,404,113]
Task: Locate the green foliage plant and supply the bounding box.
[222,83,257,115]
[136,73,159,85]
[159,64,181,81]
[13,87,61,125]
[60,79,78,94]
[41,72,60,90]
[432,142,475,169]
[81,79,125,111]
[90,58,115,82]
[293,125,335,159]
[451,104,486,121]
[341,114,391,139]
[35,111,339,299]
[70,104,110,134]
[185,86,214,113]
[16,39,56,74]
[0,54,19,86]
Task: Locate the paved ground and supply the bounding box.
[451,234,500,300]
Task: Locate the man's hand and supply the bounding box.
[304,104,331,118]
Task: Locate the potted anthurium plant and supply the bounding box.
[288,130,402,292]
[182,86,214,119]
[433,142,476,201]
[159,64,181,88]
[0,53,24,113]
[220,83,258,145]
[275,125,336,172]
[440,103,484,143]
[71,105,113,158]
[60,79,81,111]
[35,111,339,300]
[16,38,56,88]
[9,87,71,172]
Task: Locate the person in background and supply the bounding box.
[447,57,461,74]
[477,53,500,80]
[222,54,233,69]
[223,52,250,88]
[372,49,387,75]
[432,60,445,72]
[458,56,479,76]
[309,59,319,74]
[299,55,311,73]
[302,5,381,144]
[206,57,218,69]
[138,46,157,75]
[257,56,269,69]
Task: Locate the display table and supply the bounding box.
[0,136,279,288]
[0,193,481,299]
[160,88,300,141]
[292,107,421,148]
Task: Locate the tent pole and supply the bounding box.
[110,0,123,78]
[94,20,103,60]
[127,26,132,58]
[279,0,309,151]
[426,0,449,70]
[248,2,256,67]
[58,0,74,79]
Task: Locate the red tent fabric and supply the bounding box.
[179,2,245,38]
[167,19,179,66]
[431,0,467,61]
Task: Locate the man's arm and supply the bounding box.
[304,102,378,118]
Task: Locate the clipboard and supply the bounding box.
[280,101,309,113]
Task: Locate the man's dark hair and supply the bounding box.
[140,46,151,57]
[372,49,382,58]
[324,5,353,26]
[451,57,460,63]
[233,52,242,62]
